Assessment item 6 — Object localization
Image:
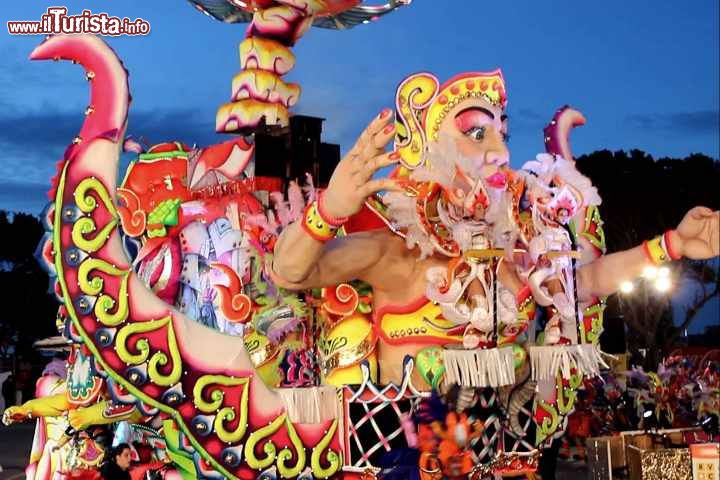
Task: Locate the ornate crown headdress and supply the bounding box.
[394,70,507,170]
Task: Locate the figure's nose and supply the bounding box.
[483,127,509,166]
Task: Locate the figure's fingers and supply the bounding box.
[710,212,720,254]
[368,122,396,152]
[348,108,393,158]
[356,115,393,158]
[360,151,401,179]
[691,206,715,217]
[359,177,404,197]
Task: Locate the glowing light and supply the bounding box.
[642,266,658,279]
[658,266,670,277]
[655,276,672,292]
[620,281,635,294]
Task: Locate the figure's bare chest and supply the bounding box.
[372,254,443,306]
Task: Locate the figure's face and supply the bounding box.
[432,97,510,226]
[437,97,509,183]
[115,447,132,470]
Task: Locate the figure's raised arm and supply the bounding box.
[577,206,720,301]
[2,393,69,425]
[271,109,402,289]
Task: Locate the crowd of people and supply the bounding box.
[558,355,720,461]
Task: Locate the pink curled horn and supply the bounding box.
[543,105,586,162]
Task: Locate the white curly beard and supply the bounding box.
[383,191,437,258]
[384,136,519,258]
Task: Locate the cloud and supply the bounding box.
[0,105,225,185]
[0,106,222,149]
[0,180,51,214]
[0,43,87,108]
[515,108,544,121]
[503,107,546,135]
[626,110,719,134]
[295,83,387,153]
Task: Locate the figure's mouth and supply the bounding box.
[485,172,507,189]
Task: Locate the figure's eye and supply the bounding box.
[464,126,486,141]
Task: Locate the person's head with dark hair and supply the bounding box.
[110,443,132,469]
[100,443,132,480]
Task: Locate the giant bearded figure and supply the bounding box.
[270,70,720,466]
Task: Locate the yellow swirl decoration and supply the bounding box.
[77,258,129,326]
[535,399,560,445]
[74,177,118,215]
[244,413,286,470]
[72,216,118,253]
[589,314,605,343]
[116,315,183,386]
[578,205,607,253]
[310,419,341,479]
[192,375,250,444]
[582,302,606,344]
[568,370,583,390]
[394,73,439,169]
[556,383,577,416]
[147,322,182,387]
[277,419,306,478]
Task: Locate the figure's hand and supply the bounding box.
[2,406,29,425]
[321,109,402,219]
[68,406,98,431]
[673,207,720,260]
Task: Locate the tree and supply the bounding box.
[0,210,57,366]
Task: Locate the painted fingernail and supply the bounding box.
[389,152,400,160]
[379,108,391,119]
[383,124,395,134]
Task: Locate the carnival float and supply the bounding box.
[2,1,719,479]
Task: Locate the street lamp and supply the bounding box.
[620,281,635,294]
[642,266,658,280]
[621,266,674,295]
[654,276,672,293]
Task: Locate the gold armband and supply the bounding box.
[642,233,675,265]
[301,201,339,242]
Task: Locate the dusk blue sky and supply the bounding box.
[1,1,718,332]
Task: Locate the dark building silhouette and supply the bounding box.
[254,115,340,189]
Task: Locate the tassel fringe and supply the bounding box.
[275,386,340,424]
[529,344,608,381]
[442,347,516,387]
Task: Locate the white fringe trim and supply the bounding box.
[275,386,340,424]
[442,347,516,387]
[529,344,608,381]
